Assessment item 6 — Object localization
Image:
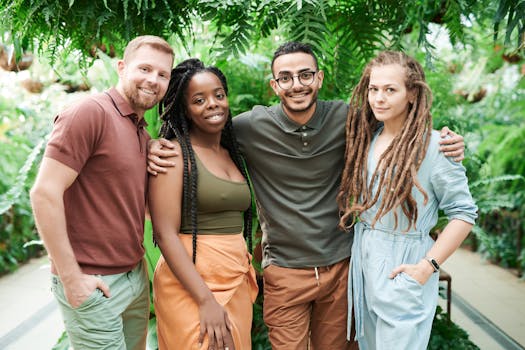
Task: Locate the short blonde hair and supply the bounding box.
[123,35,173,62]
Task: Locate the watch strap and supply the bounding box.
[424,256,440,273]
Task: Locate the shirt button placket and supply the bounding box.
[300,127,310,152]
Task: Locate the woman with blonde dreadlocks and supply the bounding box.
[338,51,477,350]
[148,58,258,350]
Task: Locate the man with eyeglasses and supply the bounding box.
[148,41,465,350]
[235,41,357,349]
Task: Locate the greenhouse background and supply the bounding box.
[0,0,524,349]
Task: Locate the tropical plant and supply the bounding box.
[1,0,522,95]
[1,0,523,347]
[428,306,480,350]
[0,91,50,274]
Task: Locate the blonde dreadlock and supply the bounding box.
[337,51,433,231]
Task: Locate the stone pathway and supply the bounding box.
[0,249,524,349]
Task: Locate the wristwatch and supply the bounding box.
[424,256,440,273]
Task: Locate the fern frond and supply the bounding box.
[494,0,525,48]
[470,174,524,189]
[0,138,47,215]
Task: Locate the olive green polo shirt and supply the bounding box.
[233,100,353,268]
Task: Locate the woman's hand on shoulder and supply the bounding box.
[198,297,235,350]
[147,138,179,175]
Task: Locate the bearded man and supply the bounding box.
[30,35,173,350]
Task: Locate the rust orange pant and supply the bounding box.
[154,234,258,350]
[263,258,358,350]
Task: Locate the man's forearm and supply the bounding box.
[30,188,81,280]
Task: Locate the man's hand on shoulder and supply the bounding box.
[147,138,179,175]
[439,126,465,162]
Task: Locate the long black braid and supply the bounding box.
[158,58,253,263]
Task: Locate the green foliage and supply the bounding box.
[146,317,159,350]
[462,101,525,272]
[472,222,522,268]
[51,330,69,350]
[1,0,523,346]
[1,0,521,93]
[0,0,194,64]
[420,18,525,275]
[320,1,389,95]
[218,52,275,116]
[0,93,49,274]
[0,139,43,274]
[493,0,525,49]
[428,306,480,349]
[143,219,160,316]
[251,294,271,349]
[480,125,525,193]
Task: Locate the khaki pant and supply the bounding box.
[52,260,149,350]
[263,258,358,350]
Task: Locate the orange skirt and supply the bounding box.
[154,233,258,350]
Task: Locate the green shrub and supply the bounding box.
[0,96,48,274]
[428,306,480,350]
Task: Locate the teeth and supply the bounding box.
[206,115,222,120]
[140,88,155,95]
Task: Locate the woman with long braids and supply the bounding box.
[338,51,477,350]
[148,58,258,350]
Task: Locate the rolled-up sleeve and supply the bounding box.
[430,156,478,224]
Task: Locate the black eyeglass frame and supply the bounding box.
[274,70,317,90]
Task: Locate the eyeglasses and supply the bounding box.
[274,71,317,90]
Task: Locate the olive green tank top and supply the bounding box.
[180,153,251,234]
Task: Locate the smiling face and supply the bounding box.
[185,71,229,135]
[368,63,413,131]
[270,52,324,123]
[116,45,172,118]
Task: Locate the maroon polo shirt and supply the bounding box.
[45,88,151,275]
